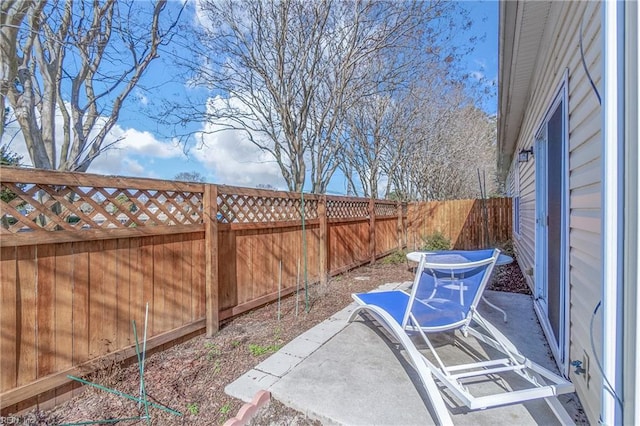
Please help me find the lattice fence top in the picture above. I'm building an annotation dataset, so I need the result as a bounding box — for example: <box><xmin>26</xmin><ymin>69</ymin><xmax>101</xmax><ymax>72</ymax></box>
<box><xmin>1</xmin><ymin>168</ymin><xmax>405</xmax><ymax>233</ymax></box>
<box><xmin>374</xmin><ymin>202</ymin><xmax>397</xmax><ymax>217</ymax></box>
<box><xmin>217</xmin><ymin>192</ymin><xmax>318</xmax><ymax>224</ymax></box>
<box><xmin>1</xmin><ymin>181</ymin><xmax>203</xmax><ymax>234</ymax></box>
<box><xmin>326</xmin><ymin>199</ymin><xmax>369</xmax><ymax>219</ymax></box>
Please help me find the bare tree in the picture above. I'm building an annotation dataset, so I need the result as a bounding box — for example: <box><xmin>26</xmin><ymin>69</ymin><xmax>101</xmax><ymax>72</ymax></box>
<box><xmin>2</xmin><ymin>0</ymin><xmax>184</xmax><ymax>171</ymax></box>
<box><xmin>333</xmin><ymin>1</ymin><xmax>483</xmax><ymax>200</ymax></box>
<box><xmin>340</xmin><ymin>68</ymin><xmax>475</xmax><ymax>200</ymax></box>
<box><xmin>393</xmin><ymin>84</ymin><xmax>497</xmax><ymax>201</ymax></box>
<box><xmin>0</xmin><ymin>0</ymin><xmax>34</xmax><ymax>142</ymax></box>
<box><xmin>166</xmin><ymin>0</ymin><xmax>436</xmax><ymax>193</ymax></box>
<box><xmin>174</xmin><ymin>171</ymin><xmax>206</xmax><ymax>183</ymax></box>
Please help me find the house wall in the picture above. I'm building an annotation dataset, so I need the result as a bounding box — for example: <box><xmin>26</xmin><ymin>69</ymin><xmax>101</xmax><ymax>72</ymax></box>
<box><xmin>505</xmin><ymin>2</ymin><xmax>602</xmax><ymax>423</ymax></box>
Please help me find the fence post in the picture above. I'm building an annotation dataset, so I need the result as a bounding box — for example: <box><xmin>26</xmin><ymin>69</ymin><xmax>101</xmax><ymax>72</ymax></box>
<box><xmin>204</xmin><ymin>184</ymin><xmax>219</xmax><ymax>336</ymax></box>
<box><xmin>369</xmin><ymin>198</ymin><xmax>376</xmax><ymax>264</ymax></box>
<box><xmin>318</xmin><ymin>195</ymin><xmax>328</xmax><ymax>285</ymax></box>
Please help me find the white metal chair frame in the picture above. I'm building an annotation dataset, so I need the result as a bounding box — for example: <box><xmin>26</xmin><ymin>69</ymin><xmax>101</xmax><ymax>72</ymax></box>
<box><xmin>349</xmin><ymin>249</ymin><xmax>574</xmax><ymax>425</ymax></box>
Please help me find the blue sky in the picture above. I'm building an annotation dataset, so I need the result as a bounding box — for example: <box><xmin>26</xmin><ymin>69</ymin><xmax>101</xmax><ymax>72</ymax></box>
<box><xmin>4</xmin><ymin>0</ymin><xmax>498</xmax><ymax>195</ymax></box>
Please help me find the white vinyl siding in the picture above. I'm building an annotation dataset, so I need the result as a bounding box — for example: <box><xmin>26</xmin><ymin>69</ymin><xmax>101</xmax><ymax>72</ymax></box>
<box><xmin>566</xmin><ymin>3</ymin><xmax>602</xmax><ymax>422</ymax></box>
<box><xmin>503</xmin><ymin>2</ymin><xmax>602</xmax><ymax>423</ymax></box>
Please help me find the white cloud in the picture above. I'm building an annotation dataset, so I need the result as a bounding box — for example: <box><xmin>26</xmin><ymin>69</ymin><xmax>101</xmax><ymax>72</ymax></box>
<box><xmin>135</xmin><ymin>89</ymin><xmax>149</xmax><ymax>106</ymax></box>
<box><xmin>117</xmin><ymin>128</ymin><xmax>185</xmax><ymax>159</ymax></box>
<box><xmin>2</xmin><ymin>93</ymin><xmax>287</xmax><ymax>190</ymax></box>
<box><xmin>2</xmin><ymin>109</ymin><xmax>186</xmax><ymax>178</ymax></box>
<box><xmin>192</xmin><ymin>128</ymin><xmax>285</xmax><ymax>189</ymax></box>
<box><xmin>470</xmin><ymin>70</ymin><xmax>485</xmax><ymax>81</ymax></box>
<box><xmin>90</xmin><ymin>148</ymin><xmax>158</xmax><ymax>177</ymax></box>
<box><xmin>190</xmin><ymin>96</ymin><xmax>286</xmax><ymax>189</ymax></box>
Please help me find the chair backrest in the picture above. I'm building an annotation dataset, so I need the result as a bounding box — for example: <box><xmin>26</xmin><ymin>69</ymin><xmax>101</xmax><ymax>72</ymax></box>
<box><xmin>401</xmin><ymin>248</ymin><xmax>500</xmax><ymax>330</ymax></box>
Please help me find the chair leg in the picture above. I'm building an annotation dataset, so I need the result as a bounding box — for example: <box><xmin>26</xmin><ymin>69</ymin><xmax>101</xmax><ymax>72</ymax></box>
<box><xmin>416</xmin><ymin>356</ymin><xmax>454</xmax><ymax>426</ymax></box>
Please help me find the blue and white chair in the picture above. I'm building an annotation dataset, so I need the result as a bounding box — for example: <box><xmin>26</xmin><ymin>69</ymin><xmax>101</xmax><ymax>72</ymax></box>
<box><xmin>350</xmin><ymin>248</ymin><xmax>574</xmax><ymax>425</ymax></box>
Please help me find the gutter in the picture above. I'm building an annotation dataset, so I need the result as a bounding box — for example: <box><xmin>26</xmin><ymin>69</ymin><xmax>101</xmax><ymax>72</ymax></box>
<box><xmin>496</xmin><ymin>0</ymin><xmax>518</xmax><ymax>181</ymax></box>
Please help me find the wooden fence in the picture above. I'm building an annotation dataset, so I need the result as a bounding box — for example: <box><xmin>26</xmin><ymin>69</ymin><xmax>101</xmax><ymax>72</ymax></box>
<box><xmin>0</xmin><ymin>167</ymin><xmax>510</xmax><ymax>414</ymax></box>
<box><xmin>407</xmin><ymin>198</ymin><xmax>512</xmax><ymax>250</ymax></box>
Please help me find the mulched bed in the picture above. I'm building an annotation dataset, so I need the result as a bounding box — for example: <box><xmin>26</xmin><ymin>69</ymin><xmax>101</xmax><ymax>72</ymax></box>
<box><xmin>20</xmin><ymin>253</ymin><xmax>531</xmax><ymax>425</ymax></box>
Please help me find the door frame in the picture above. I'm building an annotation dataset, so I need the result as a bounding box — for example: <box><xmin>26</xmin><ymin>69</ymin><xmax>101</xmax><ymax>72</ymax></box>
<box><xmin>534</xmin><ymin>70</ymin><xmax>570</xmax><ymax>376</ymax></box>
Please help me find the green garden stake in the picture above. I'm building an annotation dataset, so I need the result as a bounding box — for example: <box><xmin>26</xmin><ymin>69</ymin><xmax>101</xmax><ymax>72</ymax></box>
<box><xmin>62</xmin><ymin>316</ymin><xmax>181</xmax><ymax>426</ymax></box>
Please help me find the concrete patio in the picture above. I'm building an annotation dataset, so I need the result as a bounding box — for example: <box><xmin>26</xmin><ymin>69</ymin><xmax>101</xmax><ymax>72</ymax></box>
<box><xmin>225</xmin><ymin>283</ymin><xmax>583</xmax><ymax>425</ymax></box>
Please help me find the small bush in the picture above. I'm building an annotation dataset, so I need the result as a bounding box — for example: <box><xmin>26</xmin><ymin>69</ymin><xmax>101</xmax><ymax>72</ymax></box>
<box><xmin>495</xmin><ymin>239</ymin><xmax>515</xmax><ymax>256</ymax></box>
<box><xmin>420</xmin><ymin>232</ymin><xmax>451</xmax><ymax>251</ymax></box>
<box><xmin>381</xmin><ymin>250</ymin><xmax>408</xmax><ymax>265</ymax></box>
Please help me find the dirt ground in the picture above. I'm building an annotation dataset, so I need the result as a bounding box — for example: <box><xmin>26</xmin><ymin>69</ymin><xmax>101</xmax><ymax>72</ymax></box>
<box><xmin>20</xmin><ymin>252</ymin><xmax>537</xmax><ymax>425</ymax></box>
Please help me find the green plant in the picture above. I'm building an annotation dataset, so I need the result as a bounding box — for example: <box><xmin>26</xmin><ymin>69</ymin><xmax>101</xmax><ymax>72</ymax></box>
<box><xmin>381</xmin><ymin>249</ymin><xmax>407</xmax><ymax>265</ymax></box>
<box><xmin>231</xmin><ymin>340</ymin><xmax>241</xmax><ymax>348</ymax></box>
<box><xmin>248</xmin><ymin>343</ymin><xmax>281</xmax><ymax>357</ymax></box>
<box><xmin>212</xmin><ymin>360</ymin><xmax>221</xmax><ymax>375</ymax></box>
<box><xmin>420</xmin><ymin>232</ymin><xmax>451</xmax><ymax>251</ymax></box>
<box><xmin>273</xmin><ymin>326</ymin><xmax>282</xmax><ymax>341</ymax></box>
<box><xmin>220</xmin><ymin>403</ymin><xmax>232</xmax><ymax>415</ymax></box>
<box><xmin>496</xmin><ymin>239</ymin><xmax>515</xmax><ymax>256</ymax></box>
<box><xmin>186</xmin><ymin>403</ymin><xmax>199</xmax><ymax>415</ymax></box>
<box><xmin>204</xmin><ymin>342</ymin><xmax>221</xmax><ymax>360</ymax></box>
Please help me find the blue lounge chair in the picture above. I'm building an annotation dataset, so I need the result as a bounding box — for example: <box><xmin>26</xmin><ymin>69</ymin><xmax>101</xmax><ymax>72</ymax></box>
<box><xmin>350</xmin><ymin>248</ymin><xmax>574</xmax><ymax>425</ymax></box>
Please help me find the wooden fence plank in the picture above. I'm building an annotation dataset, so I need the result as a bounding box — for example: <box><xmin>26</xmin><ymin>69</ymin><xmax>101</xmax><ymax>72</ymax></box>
<box><xmin>54</xmin><ymin>243</ymin><xmax>74</xmax><ymax>373</ymax></box>
<box><xmin>72</xmin><ymin>242</ymin><xmax>89</xmax><ymax>367</ymax></box>
<box><xmin>16</xmin><ymin>246</ymin><xmax>37</xmax><ymax>387</ymax></box>
<box><xmin>191</xmin><ymin>235</ymin><xmax>205</xmax><ymax>321</ymax></box>
<box><xmin>36</xmin><ymin>244</ymin><xmax>55</xmax><ymax>378</ymax></box>
<box><xmin>140</xmin><ymin>236</ymin><xmax>155</xmax><ymax>335</ymax></box>
<box><xmin>128</xmin><ymin>238</ymin><xmax>143</xmax><ymax>339</ymax></box>
<box><xmin>102</xmin><ymin>239</ymin><xmax>118</xmax><ymax>355</ymax></box>
<box><xmin>115</xmin><ymin>238</ymin><xmax>131</xmax><ymax>351</ymax></box>
<box><xmin>318</xmin><ymin>196</ymin><xmax>327</xmax><ymax>285</ymax></box>
<box><xmin>175</xmin><ymin>233</ymin><xmax>188</xmax><ymax>327</ymax></box>
<box><xmin>1</xmin><ymin>246</ymin><xmax>17</xmax><ymax>391</ymax></box>
<box><xmin>235</xmin><ymin>233</ymin><xmax>251</xmax><ymax>305</ymax></box>
<box><xmin>88</xmin><ymin>241</ymin><xmax>104</xmax><ymax>359</ymax></box>
<box><xmin>165</xmin><ymin>234</ymin><xmax>178</xmax><ymax>331</ymax></box>
<box><xmin>152</xmin><ymin>236</ymin><xmax>165</xmax><ymax>336</ymax></box>
<box><xmin>179</xmin><ymin>234</ymin><xmax>190</xmax><ymax>326</ymax></box>
<box><xmin>253</xmin><ymin>230</ymin><xmax>270</xmax><ymax>300</ymax></box>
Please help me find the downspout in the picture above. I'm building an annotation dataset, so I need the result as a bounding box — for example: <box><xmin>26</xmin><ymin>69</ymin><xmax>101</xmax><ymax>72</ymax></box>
<box><xmin>601</xmin><ymin>0</ymin><xmax>624</xmax><ymax>424</ymax></box>
<box><xmin>623</xmin><ymin>2</ymin><xmax>639</xmax><ymax>425</ymax></box>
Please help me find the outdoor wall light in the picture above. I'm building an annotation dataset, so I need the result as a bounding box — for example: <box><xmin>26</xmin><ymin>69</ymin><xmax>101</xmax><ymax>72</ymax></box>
<box><xmin>518</xmin><ymin>147</ymin><xmax>534</xmax><ymax>163</ymax></box>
